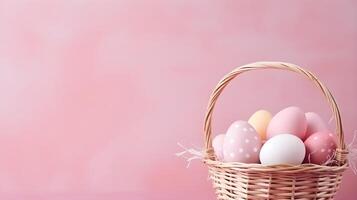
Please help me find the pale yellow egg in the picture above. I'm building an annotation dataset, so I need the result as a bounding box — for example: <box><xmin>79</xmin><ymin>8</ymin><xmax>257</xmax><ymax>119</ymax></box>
<box><xmin>248</xmin><ymin>110</ymin><xmax>272</xmax><ymax>141</ymax></box>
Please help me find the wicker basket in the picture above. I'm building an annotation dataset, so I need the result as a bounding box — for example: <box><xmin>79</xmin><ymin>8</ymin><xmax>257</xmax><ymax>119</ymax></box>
<box><xmin>203</xmin><ymin>62</ymin><xmax>349</xmax><ymax>200</ymax></box>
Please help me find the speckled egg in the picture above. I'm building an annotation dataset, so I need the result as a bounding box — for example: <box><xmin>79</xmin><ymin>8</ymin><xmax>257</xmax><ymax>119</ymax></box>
<box><xmin>212</xmin><ymin>134</ymin><xmax>225</xmax><ymax>160</ymax></box>
<box><xmin>223</xmin><ymin>121</ymin><xmax>262</xmax><ymax>163</ymax></box>
<box><xmin>305</xmin><ymin>112</ymin><xmax>328</xmax><ymax>140</ymax></box>
<box><xmin>267</xmin><ymin>106</ymin><xmax>307</xmax><ymax>140</ymax></box>
<box><xmin>304</xmin><ymin>132</ymin><xmax>337</xmax><ymax>165</ymax></box>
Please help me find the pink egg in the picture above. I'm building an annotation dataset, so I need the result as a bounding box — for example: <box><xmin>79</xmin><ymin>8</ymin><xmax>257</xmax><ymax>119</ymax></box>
<box><xmin>223</xmin><ymin>121</ymin><xmax>262</xmax><ymax>163</ymax></box>
<box><xmin>212</xmin><ymin>134</ymin><xmax>225</xmax><ymax>160</ymax></box>
<box><xmin>267</xmin><ymin>106</ymin><xmax>307</xmax><ymax>140</ymax></box>
<box><xmin>304</xmin><ymin>132</ymin><xmax>337</xmax><ymax>165</ymax></box>
<box><xmin>305</xmin><ymin>112</ymin><xmax>328</xmax><ymax>140</ymax></box>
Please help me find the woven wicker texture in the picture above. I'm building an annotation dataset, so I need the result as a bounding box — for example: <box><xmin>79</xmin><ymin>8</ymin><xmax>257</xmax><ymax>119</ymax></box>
<box><xmin>203</xmin><ymin>62</ymin><xmax>348</xmax><ymax>200</ymax></box>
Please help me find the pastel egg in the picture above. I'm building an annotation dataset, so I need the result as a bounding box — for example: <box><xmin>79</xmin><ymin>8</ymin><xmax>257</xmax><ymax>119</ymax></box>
<box><xmin>260</xmin><ymin>134</ymin><xmax>306</xmax><ymax>165</ymax></box>
<box><xmin>305</xmin><ymin>112</ymin><xmax>328</xmax><ymax>140</ymax></box>
<box><xmin>223</xmin><ymin>121</ymin><xmax>262</xmax><ymax>163</ymax></box>
<box><xmin>212</xmin><ymin>134</ymin><xmax>225</xmax><ymax>160</ymax></box>
<box><xmin>304</xmin><ymin>132</ymin><xmax>337</xmax><ymax>165</ymax></box>
<box><xmin>267</xmin><ymin>106</ymin><xmax>307</xmax><ymax>140</ymax></box>
<box><xmin>248</xmin><ymin>110</ymin><xmax>272</xmax><ymax>141</ymax></box>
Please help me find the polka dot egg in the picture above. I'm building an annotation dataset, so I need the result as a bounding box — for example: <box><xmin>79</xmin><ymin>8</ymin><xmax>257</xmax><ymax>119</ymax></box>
<box><xmin>223</xmin><ymin>121</ymin><xmax>262</xmax><ymax>163</ymax></box>
<box><xmin>304</xmin><ymin>132</ymin><xmax>337</xmax><ymax>165</ymax></box>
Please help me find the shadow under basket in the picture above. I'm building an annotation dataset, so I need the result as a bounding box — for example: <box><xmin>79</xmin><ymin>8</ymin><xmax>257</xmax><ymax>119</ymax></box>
<box><xmin>203</xmin><ymin>62</ymin><xmax>348</xmax><ymax>200</ymax></box>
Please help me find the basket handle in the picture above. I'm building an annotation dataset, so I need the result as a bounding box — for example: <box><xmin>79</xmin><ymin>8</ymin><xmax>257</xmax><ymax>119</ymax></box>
<box><xmin>203</xmin><ymin>62</ymin><xmax>348</xmax><ymax>164</ymax></box>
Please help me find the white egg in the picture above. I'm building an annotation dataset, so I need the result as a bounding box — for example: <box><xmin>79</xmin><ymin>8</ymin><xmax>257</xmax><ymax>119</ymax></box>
<box><xmin>259</xmin><ymin>134</ymin><xmax>306</xmax><ymax>165</ymax></box>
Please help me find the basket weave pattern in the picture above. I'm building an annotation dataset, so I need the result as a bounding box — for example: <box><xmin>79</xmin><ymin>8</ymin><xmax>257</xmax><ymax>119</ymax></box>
<box><xmin>203</xmin><ymin>62</ymin><xmax>348</xmax><ymax>200</ymax></box>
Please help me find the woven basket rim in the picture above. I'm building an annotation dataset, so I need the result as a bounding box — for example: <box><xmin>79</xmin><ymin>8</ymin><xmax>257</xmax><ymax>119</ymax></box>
<box><xmin>204</xmin><ymin>158</ymin><xmax>348</xmax><ymax>174</ymax></box>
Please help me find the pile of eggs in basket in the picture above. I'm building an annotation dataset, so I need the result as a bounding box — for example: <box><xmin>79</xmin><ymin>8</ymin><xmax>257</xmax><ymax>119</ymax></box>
<box><xmin>213</xmin><ymin>106</ymin><xmax>337</xmax><ymax>165</ymax></box>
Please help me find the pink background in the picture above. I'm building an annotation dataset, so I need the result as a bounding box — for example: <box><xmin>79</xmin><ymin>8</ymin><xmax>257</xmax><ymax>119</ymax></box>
<box><xmin>0</xmin><ymin>0</ymin><xmax>356</xmax><ymax>199</ymax></box>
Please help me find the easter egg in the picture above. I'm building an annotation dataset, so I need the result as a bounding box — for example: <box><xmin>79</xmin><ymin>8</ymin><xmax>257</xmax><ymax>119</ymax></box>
<box><xmin>260</xmin><ymin>134</ymin><xmax>306</xmax><ymax>165</ymax></box>
<box><xmin>212</xmin><ymin>134</ymin><xmax>225</xmax><ymax>160</ymax></box>
<box><xmin>223</xmin><ymin>121</ymin><xmax>262</xmax><ymax>163</ymax></box>
<box><xmin>267</xmin><ymin>106</ymin><xmax>307</xmax><ymax>140</ymax></box>
<box><xmin>305</xmin><ymin>112</ymin><xmax>328</xmax><ymax>140</ymax></box>
<box><xmin>304</xmin><ymin>132</ymin><xmax>337</xmax><ymax>165</ymax></box>
<box><xmin>248</xmin><ymin>110</ymin><xmax>272</xmax><ymax>141</ymax></box>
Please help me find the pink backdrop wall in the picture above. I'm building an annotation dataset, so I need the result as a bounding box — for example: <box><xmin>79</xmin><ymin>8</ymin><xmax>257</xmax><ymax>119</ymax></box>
<box><xmin>0</xmin><ymin>0</ymin><xmax>356</xmax><ymax>199</ymax></box>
